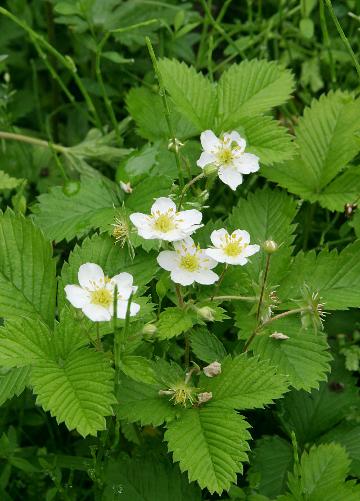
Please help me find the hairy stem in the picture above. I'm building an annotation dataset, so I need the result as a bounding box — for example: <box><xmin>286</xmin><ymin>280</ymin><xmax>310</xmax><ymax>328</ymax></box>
<box><xmin>178</xmin><ymin>172</ymin><xmax>205</xmax><ymax>210</ymax></box>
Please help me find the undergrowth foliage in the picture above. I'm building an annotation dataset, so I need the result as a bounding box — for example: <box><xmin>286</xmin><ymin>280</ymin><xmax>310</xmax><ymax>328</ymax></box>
<box><xmin>0</xmin><ymin>1</ymin><xmax>360</xmax><ymax>499</ymax></box>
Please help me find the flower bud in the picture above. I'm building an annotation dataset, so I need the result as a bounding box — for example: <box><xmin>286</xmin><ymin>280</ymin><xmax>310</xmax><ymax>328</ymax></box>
<box><xmin>197</xmin><ymin>306</ymin><xmax>215</xmax><ymax>322</ymax></box>
<box><xmin>119</xmin><ymin>181</ymin><xmax>133</xmax><ymax>194</ymax></box>
<box><xmin>262</xmin><ymin>240</ymin><xmax>278</xmax><ymax>254</ymax></box>
<box><xmin>168</xmin><ymin>138</ymin><xmax>184</xmax><ymax>153</ymax></box>
<box><xmin>62</xmin><ymin>180</ymin><xmax>81</xmax><ymax>197</ymax></box>
<box><xmin>270</xmin><ymin>332</ymin><xmax>289</xmax><ymax>340</ymax></box>
<box><xmin>197</xmin><ymin>392</ymin><xmax>213</xmax><ymax>404</ymax></box>
<box><xmin>203</xmin><ymin>163</ymin><xmax>218</xmax><ymax>177</ymax></box>
<box><xmin>203</xmin><ymin>361</ymin><xmax>221</xmax><ymax>378</ymax></box>
<box><xmin>142</xmin><ymin>323</ymin><xmax>157</xmax><ymax>336</ymax></box>
<box><xmin>4</xmin><ymin>72</ymin><xmax>10</xmax><ymax>84</ymax></box>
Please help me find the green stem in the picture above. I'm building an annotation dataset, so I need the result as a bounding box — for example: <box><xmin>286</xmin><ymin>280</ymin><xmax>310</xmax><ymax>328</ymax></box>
<box><xmin>145</xmin><ymin>37</ymin><xmax>184</xmax><ymax>188</ymax></box>
<box><xmin>178</xmin><ymin>172</ymin><xmax>205</xmax><ymax>209</ymax></box>
<box><xmin>324</xmin><ymin>0</ymin><xmax>360</xmax><ymax>82</ymax></box>
<box><xmin>175</xmin><ymin>284</ymin><xmax>185</xmax><ymax>308</ymax></box>
<box><xmin>256</xmin><ymin>254</ymin><xmax>271</xmax><ymax>322</ymax></box>
<box><xmin>319</xmin><ymin>0</ymin><xmax>336</xmax><ymax>84</ymax></box>
<box><xmin>0</xmin><ymin>130</ymin><xmax>67</xmax><ymax>154</ymax></box>
<box><xmin>209</xmin><ymin>295</ymin><xmax>258</xmax><ymax>302</ymax></box>
<box><xmin>211</xmin><ymin>264</ymin><xmax>228</xmax><ymax>300</ymax></box>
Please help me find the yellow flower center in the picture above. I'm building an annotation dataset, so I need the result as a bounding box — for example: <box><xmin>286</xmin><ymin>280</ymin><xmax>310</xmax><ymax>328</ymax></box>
<box><xmin>180</xmin><ymin>253</ymin><xmax>199</xmax><ymax>272</ymax></box>
<box><xmin>170</xmin><ymin>382</ymin><xmax>195</xmax><ymax>407</ymax></box>
<box><xmin>217</xmin><ymin>147</ymin><xmax>234</xmax><ymax>165</ymax></box>
<box><xmin>90</xmin><ymin>288</ymin><xmax>113</xmax><ymax>308</ymax></box>
<box><xmin>223</xmin><ymin>240</ymin><xmax>243</xmax><ymax>257</ymax></box>
<box><xmin>154</xmin><ymin>214</ymin><xmax>175</xmax><ymax>233</ymax></box>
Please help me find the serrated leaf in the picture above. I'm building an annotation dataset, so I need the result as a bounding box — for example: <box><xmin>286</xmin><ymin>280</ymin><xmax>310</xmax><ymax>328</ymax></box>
<box><xmin>227</xmin><ymin>187</ymin><xmax>298</xmax><ymax>284</ymax></box>
<box><xmin>315</xmin><ymin>165</ymin><xmax>360</xmax><ymax>211</ymax></box>
<box><xmin>247</xmin><ymin>435</ymin><xmax>293</xmax><ymax>498</ymax></box>
<box><xmin>217</xmin><ymin>60</ymin><xmax>294</xmax><ymax>130</ymax></box>
<box><xmin>0</xmin><ymin>211</ymin><xmax>56</xmax><ymax>326</ymax></box>
<box><xmin>277</xmin><ymin>357</ymin><xmax>358</xmax><ymax>444</ymax></box>
<box><xmin>239</xmin><ymin>115</ymin><xmax>295</xmax><ymax>166</ymax></box>
<box><xmin>0</xmin><ymin>367</ymin><xmax>30</xmax><ymax>406</ymax></box>
<box><xmin>165</xmin><ymin>406</ymin><xmax>251</xmax><ymax>494</ymax></box>
<box><xmin>261</xmin><ymin>92</ymin><xmax>360</xmax><ymax>204</ymax></box>
<box><xmin>0</xmin><ymin>170</ymin><xmax>23</xmax><ymax>190</ymax></box>
<box><xmin>126</xmin><ymin>175</ymin><xmax>173</xmax><ymax>212</ymax></box>
<box><xmin>251</xmin><ymin>317</ymin><xmax>331</xmax><ymax>391</ymax></box>
<box><xmin>202</xmin><ymin>354</ymin><xmax>289</xmax><ymax>409</ymax></box>
<box><xmin>31</xmin><ymin>348</ymin><xmax>115</xmax><ymax>437</ymax></box>
<box><xmin>158</xmin><ymin>58</ymin><xmax>217</xmax><ymax>131</ymax></box>
<box><xmin>279</xmin><ymin>241</ymin><xmax>360</xmax><ymax>310</ymax></box>
<box><xmin>157</xmin><ymin>307</ymin><xmax>195</xmax><ymax>340</ymax></box>
<box><xmin>104</xmin><ymin>456</ymin><xmax>202</xmax><ymax>501</ymax></box>
<box><xmin>126</xmin><ymin>87</ymin><xmax>197</xmax><ymax>141</ymax></box>
<box><xmin>32</xmin><ymin>175</ymin><xmax>122</xmax><ymax>243</ymax></box>
<box><xmin>190</xmin><ymin>328</ymin><xmax>227</xmax><ymax>363</ymax></box>
<box><xmin>120</xmin><ymin>355</ymin><xmax>157</xmax><ymax>384</ymax></box>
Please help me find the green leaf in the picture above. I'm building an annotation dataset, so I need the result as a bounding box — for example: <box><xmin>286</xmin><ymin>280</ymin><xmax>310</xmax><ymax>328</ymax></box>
<box><xmin>104</xmin><ymin>457</ymin><xmax>202</xmax><ymax>501</ymax></box>
<box><xmin>279</xmin><ymin>241</ymin><xmax>360</xmax><ymax>310</ymax></box>
<box><xmin>319</xmin><ymin>421</ymin><xmax>360</xmax><ymax>478</ymax></box>
<box><xmin>190</xmin><ymin>327</ymin><xmax>227</xmax><ymax>363</ymax></box>
<box><xmin>251</xmin><ymin>318</ymin><xmax>331</xmax><ymax>391</ymax></box>
<box><xmin>158</xmin><ymin>58</ymin><xmax>217</xmax><ymax>131</ymax></box>
<box><xmin>126</xmin><ymin>87</ymin><xmax>197</xmax><ymax>141</ymax></box>
<box><xmin>217</xmin><ymin>60</ymin><xmax>294</xmax><ymax>130</ymax></box>
<box><xmin>32</xmin><ymin>175</ymin><xmax>122</xmax><ymax>243</ymax></box>
<box><xmin>0</xmin><ymin>211</ymin><xmax>56</xmax><ymax>326</ymax></box>
<box><xmin>239</xmin><ymin>115</ymin><xmax>295</xmax><ymax>166</ymax></box>
<box><xmin>126</xmin><ymin>175</ymin><xmax>173</xmax><ymax>212</ymax></box>
<box><xmin>31</xmin><ymin>348</ymin><xmax>115</xmax><ymax>437</ymax></box>
<box><xmin>285</xmin><ymin>443</ymin><xmax>360</xmax><ymax>501</ymax></box>
<box><xmin>277</xmin><ymin>357</ymin><xmax>358</xmax><ymax>444</ymax></box>
<box><xmin>315</xmin><ymin>165</ymin><xmax>360</xmax><ymax>211</ymax></box>
<box><xmin>165</xmin><ymin>406</ymin><xmax>251</xmax><ymax>494</ymax></box>
<box><xmin>0</xmin><ymin>170</ymin><xmax>23</xmax><ymax>190</ymax></box>
<box><xmin>201</xmin><ymin>354</ymin><xmax>289</xmax><ymax>409</ymax></box>
<box><xmin>120</xmin><ymin>355</ymin><xmax>158</xmax><ymax>385</ymax></box>
<box><xmin>261</xmin><ymin>92</ymin><xmax>360</xmax><ymax>203</ymax></box>
<box><xmin>0</xmin><ymin>367</ymin><xmax>30</xmax><ymax>406</ymax></box>
<box><xmin>227</xmin><ymin>187</ymin><xmax>298</xmax><ymax>284</ymax></box>
<box><xmin>157</xmin><ymin>307</ymin><xmax>195</xmax><ymax>340</ymax></box>
<box><xmin>247</xmin><ymin>435</ymin><xmax>293</xmax><ymax>498</ymax></box>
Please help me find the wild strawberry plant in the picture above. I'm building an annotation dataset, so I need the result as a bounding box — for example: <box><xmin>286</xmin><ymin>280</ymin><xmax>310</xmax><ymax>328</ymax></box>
<box><xmin>0</xmin><ymin>1</ymin><xmax>360</xmax><ymax>499</ymax></box>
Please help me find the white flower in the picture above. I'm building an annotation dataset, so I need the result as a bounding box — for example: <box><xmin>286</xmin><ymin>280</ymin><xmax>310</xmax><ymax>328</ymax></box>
<box><xmin>120</xmin><ymin>181</ymin><xmax>132</xmax><ymax>194</ymax></box>
<box><xmin>157</xmin><ymin>237</ymin><xmax>218</xmax><ymax>286</ymax></box>
<box><xmin>206</xmin><ymin>228</ymin><xmax>260</xmax><ymax>265</ymax></box>
<box><xmin>197</xmin><ymin>130</ymin><xmax>260</xmax><ymax>190</ymax></box>
<box><xmin>270</xmin><ymin>332</ymin><xmax>289</xmax><ymax>340</ymax></box>
<box><xmin>203</xmin><ymin>361</ymin><xmax>222</xmax><ymax>377</ymax></box>
<box><xmin>130</xmin><ymin>197</ymin><xmax>202</xmax><ymax>241</ymax></box>
<box><xmin>64</xmin><ymin>263</ymin><xmax>140</xmax><ymax>322</ymax></box>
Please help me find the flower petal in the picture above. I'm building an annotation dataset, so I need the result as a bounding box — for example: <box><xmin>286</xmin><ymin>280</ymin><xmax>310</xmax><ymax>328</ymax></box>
<box><xmin>197</xmin><ymin>151</ymin><xmax>217</xmax><ymax>168</ymax></box>
<box><xmin>78</xmin><ymin>263</ymin><xmax>105</xmax><ymax>290</ymax></box>
<box><xmin>218</xmin><ymin>166</ymin><xmax>243</xmax><ymax>190</ymax></box>
<box><xmin>194</xmin><ymin>269</ymin><xmax>219</xmax><ymax>285</ymax></box>
<box><xmin>232</xmin><ymin>229</ymin><xmax>250</xmax><ymax>244</ymax></box>
<box><xmin>173</xmin><ymin>237</ymin><xmax>196</xmax><ymax>254</ymax></box>
<box><xmin>130</xmin><ymin>212</ymin><xmax>151</xmax><ymax>229</ymax></box>
<box><xmin>157</xmin><ymin>250</ymin><xmax>178</xmax><ymax>271</ymax></box>
<box><xmin>151</xmin><ymin>197</ymin><xmax>176</xmax><ymax>215</ymax></box>
<box><xmin>205</xmin><ymin>248</ymin><xmax>227</xmax><ymax>263</ymax></box>
<box><xmin>210</xmin><ymin>228</ymin><xmax>228</xmax><ymax>247</ymax></box>
<box><xmin>200</xmin><ymin>130</ymin><xmax>221</xmax><ymax>152</ymax></box>
<box><xmin>176</xmin><ymin>209</ymin><xmax>202</xmax><ymax>229</ymax></box>
<box><xmin>224</xmin><ymin>131</ymin><xmax>246</xmax><ymax>150</ymax></box>
<box><xmin>116</xmin><ymin>300</ymin><xmax>140</xmax><ymax>319</ymax></box>
<box><xmin>154</xmin><ymin>228</ymin><xmax>188</xmax><ymax>241</ymax></box>
<box><xmin>111</xmin><ymin>272</ymin><xmax>133</xmax><ymax>290</ymax></box>
<box><xmin>170</xmin><ymin>268</ymin><xmax>195</xmax><ymax>286</ymax></box>
<box><xmin>243</xmin><ymin>244</ymin><xmax>260</xmax><ymax>257</ymax></box>
<box><xmin>233</xmin><ymin>153</ymin><xmax>260</xmax><ymax>174</ymax></box>
<box><xmin>82</xmin><ymin>303</ymin><xmax>111</xmax><ymax>322</ymax></box>
<box><xmin>64</xmin><ymin>285</ymin><xmax>90</xmax><ymax>308</ymax></box>
<box><xmin>198</xmin><ymin>251</ymin><xmax>218</xmax><ymax>269</ymax></box>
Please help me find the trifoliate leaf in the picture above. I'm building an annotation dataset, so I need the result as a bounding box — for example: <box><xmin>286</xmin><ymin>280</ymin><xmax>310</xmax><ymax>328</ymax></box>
<box><xmin>0</xmin><ymin>210</ymin><xmax>56</xmax><ymax>326</ymax></box>
<box><xmin>277</xmin><ymin>357</ymin><xmax>358</xmax><ymax>444</ymax></box>
<box><xmin>251</xmin><ymin>317</ymin><xmax>331</xmax><ymax>391</ymax></box>
<box><xmin>217</xmin><ymin>60</ymin><xmax>294</xmax><ymax>131</ymax></box>
<box><xmin>247</xmin><ymin>435</ymin><xmax>293</xmax><ymax>498</ymax></box>
<box><xmin>201</xmin><ymin>354</ymin><xmax>289</xmax><ymax>409</ymax></box>
<box><xmin>279</xmin><ymin>241</ymin><xmax>360</xmax><ymax>310</ymax></box>
<box><xmin>158</xmin><ymin>58</ymin><xmax>217</xmax><ymax>131</ymax></box>
<box><xmin>190</xmin><ymin>327</ymin><xmax>227</xmax><ymax>363</ymax></box>
<box><xmin>165</xmin><ymin>406</ymin><xmax>251</xmax><ymax>494</ymax></box>
<box><xmin>32</xmin><ymin>174</ymin><xmax>122</xmax><ymax>243</ymax></box>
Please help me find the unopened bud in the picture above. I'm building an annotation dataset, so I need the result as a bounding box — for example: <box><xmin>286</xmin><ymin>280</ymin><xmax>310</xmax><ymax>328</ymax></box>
<box><xmin>197</xmin><ymin>306</ymin><xmax>215</xmax><ymax>322</ymax></box>
<box><xmin>142</xmin><ymin>323</ymin><xmax>157</xmax><ymax>336</ymax></box>
<box><xmin>262</xmin><ymin>240</ymin><xmax>278</xmax><ymax>254</ymax></box>
<box><xmin>4</xmin><ymin>72</ymin><xmax>10</xmax><ymax>84</ymax></box>
<box><xmin>203</xmin><ymin>361</ymin><xmax>221</xmax><ymax>377</ymax></box>
<box><xmin>270</xmin><ymin>332</ymin><xmax>289</xmax><ymax>340</ymax></box>
<box><xmin>197</xmin><ymin>392</ymin><xmax>213</xmax><ymax>404</ymax></box>
<box><xmin>203</xmin><ymin>163</ymin><xmax>218</xmax><ymax>177</ymax></box>
<box><xmin>168</xmin><ymin>138</ymin><xmax>184</xmax><ymax>153</ymax></box>
<box><xmin>344</xmin><ymin>202</ymin><xmax>357</xmax><ymax>218</ymax></box>
<box><xmin>120</xmin><ymin>181</ymin><xmax>133</xmax><ymax>194</ymax></box>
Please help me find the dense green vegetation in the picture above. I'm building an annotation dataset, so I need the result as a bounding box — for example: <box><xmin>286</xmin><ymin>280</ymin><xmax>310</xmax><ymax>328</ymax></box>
<box><xmin>0</xmin><ymin>1</ymin><xmax>360</xmax><ymax>499</ymax></box>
